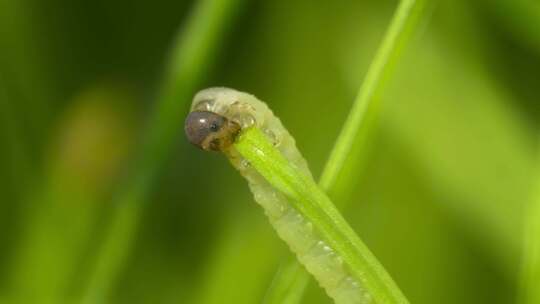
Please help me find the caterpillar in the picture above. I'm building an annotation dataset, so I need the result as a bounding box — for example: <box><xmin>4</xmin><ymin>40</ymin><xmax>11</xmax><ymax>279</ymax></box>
<box><xmin>185</xmin><ymin>87</ymin><xmax>370</xmax><ymax>304</ymax></box>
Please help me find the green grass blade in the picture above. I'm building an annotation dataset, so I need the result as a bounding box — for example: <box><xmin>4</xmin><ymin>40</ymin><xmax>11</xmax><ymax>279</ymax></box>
<box><xmin>264</xmin><ymin>0</ymin><xmax>430</xmax><ymax>303</ymax></box>
<box><xmin>320</xmin><ymin>0</ymin><xmax>429</xmax><ymax>201</ymax></box>
<box><xmin>80</xmin><ymin>0</ymin><xmax>244</xmax><ymax>302</ymax></box>
<box><xmin>235</xmin><ymin>127</ymin><xmax>409</xmax><ymax>304</ymax></box>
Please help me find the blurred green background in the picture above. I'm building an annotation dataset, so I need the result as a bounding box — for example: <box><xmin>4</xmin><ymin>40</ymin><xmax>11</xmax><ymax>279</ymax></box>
<box><xmin>1</xmin><ymin>0</ymin><xmax>539</xmax><ymax>303</ymax></box>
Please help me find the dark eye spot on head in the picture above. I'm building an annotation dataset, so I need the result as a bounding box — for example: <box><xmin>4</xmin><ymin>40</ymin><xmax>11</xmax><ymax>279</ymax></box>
<box><xmin>185</xmin><ymin>111</ymin><xmax>241</xmax><ymax>152</ymax></box>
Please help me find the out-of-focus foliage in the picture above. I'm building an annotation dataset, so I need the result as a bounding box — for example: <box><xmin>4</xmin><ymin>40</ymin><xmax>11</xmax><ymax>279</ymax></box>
<box><xmin>0</xmin><ymin>0</ymin><xmax>538</xmax><ymax>303</ymax></box>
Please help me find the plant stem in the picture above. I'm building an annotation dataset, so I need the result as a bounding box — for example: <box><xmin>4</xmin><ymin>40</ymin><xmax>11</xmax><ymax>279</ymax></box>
<box><xmin>235</xmin><ymin>127</ymin><xmax>409</xmax><ymax>304</ymax></box>
<box><xmin>264</xmin><ymin>0</ymin><xmax>429</xmax><ymax>302</ymax></box>
<box><xmin>81</xmin><ymin>0</ymin><xmax>244</xmax><ymax>302</ymax></box>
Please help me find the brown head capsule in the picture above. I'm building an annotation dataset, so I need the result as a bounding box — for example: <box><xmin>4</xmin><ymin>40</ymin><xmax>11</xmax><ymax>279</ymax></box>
<box><xmin>185</xmin><ymin>110</ymin><xmax>241</xmax><ymax>151</ymax></box>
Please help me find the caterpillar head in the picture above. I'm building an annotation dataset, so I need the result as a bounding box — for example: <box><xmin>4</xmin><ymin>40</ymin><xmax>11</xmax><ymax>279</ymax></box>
<box><xmin>184</xmin><ymin>110</ymin><xmax>241</xmax><ymax>152</ymax></box>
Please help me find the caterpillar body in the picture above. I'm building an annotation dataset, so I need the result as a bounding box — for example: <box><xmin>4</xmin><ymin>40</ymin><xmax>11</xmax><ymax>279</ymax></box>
<box><xmin>185</xmin><ymin>87</ymin><xmax>370</xmax><ymax>304</ymax></box>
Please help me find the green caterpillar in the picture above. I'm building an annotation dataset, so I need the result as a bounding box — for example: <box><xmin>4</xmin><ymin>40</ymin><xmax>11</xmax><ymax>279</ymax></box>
<box><xmin>185</xmin><ymin>87</ymin><xmax>370</xmax><ymax>304</ymax></box>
